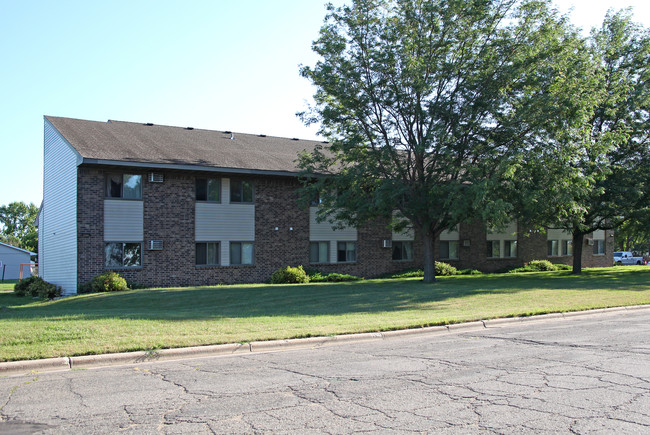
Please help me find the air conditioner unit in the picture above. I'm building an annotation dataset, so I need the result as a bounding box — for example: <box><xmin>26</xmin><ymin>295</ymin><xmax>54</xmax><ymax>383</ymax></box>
<box><xmin>149</xmin><ymin>173</ymin><xmax>164</xmax><ymax>183</ymax></box>
<box><xmin>149</xmin><ymin>240</ymin><xmax>163</xmax><ymax>250</ymax></box>
<box><xmin>382</xmin><ymin>240</ymin><xmax>392</xmax><ymax>248</ymax></box>
<box><xmin>587</xmin><ymin>239</ymin><xmax>594</xmax><ymax>246</ymax></box>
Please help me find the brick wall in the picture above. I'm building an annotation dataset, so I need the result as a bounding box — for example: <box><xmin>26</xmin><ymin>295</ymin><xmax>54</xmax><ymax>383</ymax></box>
<box><xmin>76</xmin><ymin>166</ymin><xmax>614</xmax><ymax>290</ymax></box>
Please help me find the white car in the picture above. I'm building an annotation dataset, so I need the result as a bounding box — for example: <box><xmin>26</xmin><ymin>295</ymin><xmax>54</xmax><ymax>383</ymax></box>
<box><xmin>613</xmin><ymin>251</ymin><xmax>644</xmax><ymax>265</ymax></box>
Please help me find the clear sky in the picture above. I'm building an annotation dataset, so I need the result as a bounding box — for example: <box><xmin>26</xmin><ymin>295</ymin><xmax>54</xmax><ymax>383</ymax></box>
<box><xmin>1</xmin><ymin>0</ymin><xmax>649</xmax><ymax>208</ymax></box>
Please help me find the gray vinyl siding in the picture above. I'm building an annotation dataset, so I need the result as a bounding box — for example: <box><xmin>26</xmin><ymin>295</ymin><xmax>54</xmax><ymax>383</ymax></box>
<box><xmin>42</xmin><ymin>118</ymin><xmax>81</xmax><ymax>295</ymax></box>
<box><xmin>309</xmin><ymin>207</ymin><xmax>357</xmax><ymax>263</ymax></box>
<box><xmin>392</xmin><ymin>226</ymin><xmax>414</xmax><ymax>242</ymax></box>
<box><xmin>104</xmin><ymin>200</ymin><xmax>144</xmax><ymax>241</ymax></box>
<box><xmin>391</xmin><ymin>211</ymin><xmax>414</xmax><ymax>241</ymax></box>
<box><xmin>195</xmin><ymin>179</ymin><xmax>254</xmax><ymax>265</ymax></box>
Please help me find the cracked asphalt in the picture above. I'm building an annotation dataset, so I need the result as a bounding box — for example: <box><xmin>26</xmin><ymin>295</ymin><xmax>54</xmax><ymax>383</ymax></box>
<box><xmin>0</xmin><ymin>308</ymin><xmax>649</xmax><ymax>434</ymax></box>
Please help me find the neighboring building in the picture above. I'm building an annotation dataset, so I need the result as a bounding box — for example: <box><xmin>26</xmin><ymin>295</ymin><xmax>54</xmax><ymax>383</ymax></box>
<box><xmin>0</xmin><ymin>242</ymin><xmax>35</xmax><ymax>281</ymax></box>
<box><xmin>39</xmin><ymin>116</ymin><xmax>614</xmax><ymax>295</ymax></box>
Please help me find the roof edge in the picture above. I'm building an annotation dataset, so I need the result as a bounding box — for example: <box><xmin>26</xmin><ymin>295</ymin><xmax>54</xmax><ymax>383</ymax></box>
<box><xmin>80</xmin><ymin>158</ymin><xmax>304</xmax><ymax>178</ymax></box>
<box><xmin>0</xmin><ymin>241</ymin><xmax>36</xmax><ymax>256</ymax></box>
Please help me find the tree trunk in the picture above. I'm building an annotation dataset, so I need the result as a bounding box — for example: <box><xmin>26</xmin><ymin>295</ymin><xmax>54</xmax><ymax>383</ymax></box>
<box><xmin>422</xmin><ymin>229</ymin><xmax>436</xmax><ymax>283</ymax></box>
<box><xmin>572</xmin><ymin>231</ymin><xmax>584</xmax><ymax>274</ymax></box>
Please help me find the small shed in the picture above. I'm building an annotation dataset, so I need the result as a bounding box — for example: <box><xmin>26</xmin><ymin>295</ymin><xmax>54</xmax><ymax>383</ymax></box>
<box><xmin>0</xmin><ymin>242</ymin><xmax>36</xmax><ymax>281</ymax></box>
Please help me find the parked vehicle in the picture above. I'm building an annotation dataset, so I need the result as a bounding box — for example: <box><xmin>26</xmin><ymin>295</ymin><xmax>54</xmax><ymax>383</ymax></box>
<box><xmin>613</xmin><ymin>251</ymin><xmax>645</xmax><ymax>265</ymax></box>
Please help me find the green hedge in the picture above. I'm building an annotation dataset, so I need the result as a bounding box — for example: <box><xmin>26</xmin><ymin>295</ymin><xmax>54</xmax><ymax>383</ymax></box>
<box><xmin>13</xmin><ymin>276</ymin><xmax>61</xmax><ymax>299</ymax></box>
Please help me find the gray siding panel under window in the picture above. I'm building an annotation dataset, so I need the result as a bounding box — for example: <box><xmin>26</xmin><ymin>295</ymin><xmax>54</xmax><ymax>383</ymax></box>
<box><xmin>104</xmin><ymin>200</ymin><xmax>144</xmax><ymax>241</ymax></box>
<box><xmin>41</xmin><ymin>119</ymin><xmax>81</xmax><ymax>295</ymax></box>
<box><xmin>309</xmin><ymin>207</ymin><xmax>357</xmax><ymax>263</ymax></box>
<box><xmin>195</xmin><ymin>201</ymin><xmax>255</xmax><ymax>265</ymax></box>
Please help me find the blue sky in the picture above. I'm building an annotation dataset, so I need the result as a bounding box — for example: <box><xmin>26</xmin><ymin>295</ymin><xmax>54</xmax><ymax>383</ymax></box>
<box><xmin>1</xmin><ymin>0</ymin><xmax>649</xmax><ymax>207</ymax></box>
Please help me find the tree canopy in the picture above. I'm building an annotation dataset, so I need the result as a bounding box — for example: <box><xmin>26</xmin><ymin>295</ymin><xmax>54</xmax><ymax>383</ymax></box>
<box><xmin>508</xmin><ymin>9</ymin><xmax>650</xmax><ymax>273</ymax></box>
<box><xmin>299</xmin><ymin>0</ymin><xmax>595</xmax><ymax>281</ymax></box>
<box><xmin>0</xmin><ymin>201</ymin><xmax>39</xmax><ymax>253</ymax></box>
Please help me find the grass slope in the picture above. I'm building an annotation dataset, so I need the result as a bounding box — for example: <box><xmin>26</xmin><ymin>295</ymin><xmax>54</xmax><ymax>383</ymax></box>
<box><xmin>1</xmin><ymin>267</ymin><xmax>649</xmax><ymax>361</ymax></box>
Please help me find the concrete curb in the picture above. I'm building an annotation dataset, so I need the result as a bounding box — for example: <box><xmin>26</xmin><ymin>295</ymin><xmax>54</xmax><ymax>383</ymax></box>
<box><xmin>2</xmin><ymin>305</ymin><xmax>648</xmax><ymax>377</ymax></box>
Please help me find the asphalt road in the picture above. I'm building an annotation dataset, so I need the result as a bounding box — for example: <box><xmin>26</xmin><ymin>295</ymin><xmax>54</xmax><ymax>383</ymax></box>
<box><xmin>1</xmin><ymin>308</ymin><xmax>649</xmax><ymax>434</ymax></box>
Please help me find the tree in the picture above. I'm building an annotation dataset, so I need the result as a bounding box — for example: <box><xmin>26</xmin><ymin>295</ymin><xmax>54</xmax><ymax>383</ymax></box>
<box><xmin>0</xmin><ymin>201</ymin><xmax>39</xmax><ymax>253</ymax></box>
<box><xmin>298</xmin><ymin>0</ymin><xmax>591</xmax><ymax>282</ymax></box>
<box><xmin>513</xmin><ymin>9</ymin><xmax>650</xmax><ymax>274</ymax></box>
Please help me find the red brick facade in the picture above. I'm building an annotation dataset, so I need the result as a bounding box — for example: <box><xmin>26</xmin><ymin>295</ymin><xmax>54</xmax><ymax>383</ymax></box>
<box><xmin>76</xmin><ymin>165</ymin><xmax>614</xmax><ymax>288</ymax></box>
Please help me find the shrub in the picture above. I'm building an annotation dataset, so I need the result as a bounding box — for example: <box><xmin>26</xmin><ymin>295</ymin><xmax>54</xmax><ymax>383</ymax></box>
<box><xmin>13</xmin><ymin>276</ymin><xmax>61</xmax><ymax>299</ymax></box>
<box><xmin>13</xmin><ymin>276</ymin><xmax>39</xmax><ymax>297</ymax></box>
<box><xmin>508</xmin><ymin>260</ymin><xmax>569</xmax><ymax>274</ymax></box>
<box><xmin>435</xmin><ymin>261</ymin><xmax>458</xmax><ymax>276</ymax></box>
<box><xmin>305</xmin><ymin>269</ymin><xmax>362</xmax><ymax>282</ymax></box>
<box><xmin>321</xmin><ymin>273</ymin><xmax>362</xmax><ymax>282</ymax></box>
<box><xmin>527</xmin><ymin>260</ymin><xmax>556</xmax><ymax>271</ymax></box>
<box><xmin>458</xmin><ymin>268</ymin><xmax>482</xmax><ymax>275</ymax></box>
<box><xmin>91</xmin><ymin>272</ymin><xmax>129</xmax><ymax>292</ymax></box>
<box><xmin>271</xmin><ymin>266</ymin><xmax>310</xmax><ymax>284</ymax></box>
<box><xmin>382</xmin><ymin>268</ymin><xmax>424</xmax><ymax>279</ymax></box>
<box><xmin>30</xmin><ymin>278</ymin><xmax>62</xmax><ymax>299</ymax></box>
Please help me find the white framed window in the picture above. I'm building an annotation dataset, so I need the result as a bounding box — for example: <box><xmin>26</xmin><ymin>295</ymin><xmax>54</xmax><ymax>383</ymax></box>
<box><xmin>593</xmin><ymin>240</ymin><xmax>605</xmax><ymax>255</ymax></box>
<box><xmin>440</xmin><ymin>240</ymin><xmax>459</xmax><ymax>260</ymax></box>
<box><xmin>487</xmin><ymin>221</ymin><xmax>518</xmax><ymax>259</ymax></box>
<box><xmin>392</xmin><ymin>241</ymin><xmax>414</xmax><ymax>261</ymax></box>
<box><xmin>337</xmin><ymin>241</ymin><xmax>356</xmax><ymax>262</ymax></box>
<box><xmin>196</xmin><ymin>178</ymin><xmax>221</xmax><ymax>202</ymax></box>
<box><xmin>230</xmin><ymin>180</ymin><xmax>254</xmax><ymax>203</ymax></box>
<box><xmin>547</xmin><ymin>229</ymin><xmax>573</xmax><ymax>257</ymax></box>
<box><xmin>105</xmin><ymin>242</ymin><xmax>141</xmax><ymax>267</ymax></box>
<box><xmin>106</xmin><ymin>174</ymin><xmax>142</xmax><ymax>199</ymax></box>
<box><xmin>562</xmin><ymin>240</ymin><xmax>573</xmax><ymax>256</ymax></box>
<box><xmin>196</xmin><ymin>242</ymin><xmax>219</xmax><ymax>265</ymax></box>
<box><xmin>309</xmin><ymin>241</ymin><xmax>330</xmax><ymax>263</ymax></box>
<box><xmin>230</xmin><ymin>242</ymin><xmax>254</xmax><ymax>265</ymax></box>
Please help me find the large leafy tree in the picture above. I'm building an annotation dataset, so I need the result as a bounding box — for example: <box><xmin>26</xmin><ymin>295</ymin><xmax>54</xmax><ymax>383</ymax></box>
<box><xmin>298</xmin><ymin>0</ymin><xmax>591</xmax><ymax>282</ymax></box>
<box><xmin>0</xmin><ymin>201</ymin><xmax>39</xmax><ymax>253</ymax></box>
<box><xmin>512</xmin><ymin>10</ymin><xmax>650</xmax><ymax>274</ymax></box>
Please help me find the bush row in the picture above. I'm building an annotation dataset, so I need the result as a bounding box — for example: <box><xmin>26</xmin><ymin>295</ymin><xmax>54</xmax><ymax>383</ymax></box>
<box><xmin>13</xmin><ymin>276</ymin><xmax>61</xmax><ymax>299</ymax></box>
<box><xmin>270</xmin><ymin>266</ymin><xmax>363</xmax><ymax>284</ymax></box>
<box><xmin>384</xmin><ymin>259</ymin><xmax>572</xmax><ymax>279</ymax></box>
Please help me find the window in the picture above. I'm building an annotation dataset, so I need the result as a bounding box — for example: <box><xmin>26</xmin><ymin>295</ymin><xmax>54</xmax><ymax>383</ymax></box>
<box><xmin>230</xmin><ymin>180</ymin><xmax>254</xmax><ymax>203</ymax></box>
<box><xmin>337</xmin><ymin>241</ymin><xmax>356</xmax><ymax>262</ymax></box>
<box><xmin>105</xmin><ymin>242</ymin><xmax>141</xmax><ymax>267</ymax></box>
<box><xmin>196</xmin><ymin>178</ymin><xmax>220</xmax><ymax>202</ymax></box>
<box><xmin>547</xmin><ymin>240</ymin><xmax>559</xmax><ymax>256</ymax></box>
<box><xmin>593</xmin><ymin>239</ymin><xmax>605</xmax><ymax>255</ymax></box>
<box><xmin>439</xmin><ymin>240</ymin><xmax>458</xmax><ymax>260</ymax></box>
<box><xmin>392</xmin><ymin>241</ymin><xmax>414</xmax><ymax>261</ymax></box>
<box><xmin>310</xmin><ymin>241</ymin><xmax>329</xmax><ymax>263</ymax></box>
<box><xmin>230</xmin><ymin>242</ymin><xmax>254</xmax><ymax>265</ymax></box>
<box><xmin>106</xmin><ymin>174</ymin><xmax>142</xmax><ymax>199</ymax></box>
<box><xmin>487</xmin><ymin>240</ymin><xmax>500</xmax><ymax>258</ymax></box>
<box><xmin>562</xmin><ymin>240</ymin><xmax>573</xmax><ymax>256</ymax></box>
<box><xmin>503</xmin><ymin>240</ymin><xmax>517</xmax><ymax>258</ymax></box>
<box><xmin>196</xmin><ymin>242</ymin><xmax>219</xmax><ymax>265</ymax></box>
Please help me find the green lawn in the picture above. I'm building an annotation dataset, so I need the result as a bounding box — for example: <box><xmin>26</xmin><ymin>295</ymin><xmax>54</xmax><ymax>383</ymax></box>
<box><xmin>1</xmin><ymin>267</ymin><xmax>649</xmax><ymax>362</ymax></box>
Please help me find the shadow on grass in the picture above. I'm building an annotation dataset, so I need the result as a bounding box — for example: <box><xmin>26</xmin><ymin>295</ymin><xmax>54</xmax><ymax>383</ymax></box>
<box><xmin>1</xmin><ymin>268</ymin><xmax>649</xmax><ymax>321</ymax></box>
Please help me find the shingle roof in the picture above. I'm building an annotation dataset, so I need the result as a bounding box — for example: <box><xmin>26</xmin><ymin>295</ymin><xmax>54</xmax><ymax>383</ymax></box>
<box><xmin>45</xmin><ymin>116</ymin><xmax>324</xmax><ymax>176</ymax></box>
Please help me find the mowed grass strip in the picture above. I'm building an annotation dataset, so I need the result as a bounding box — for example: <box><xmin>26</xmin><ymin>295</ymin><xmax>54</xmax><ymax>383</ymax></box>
<box><xmin>1</xmin><ymin>266</ymin><xmax>649</xmax><ymax>362</ymax></box>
